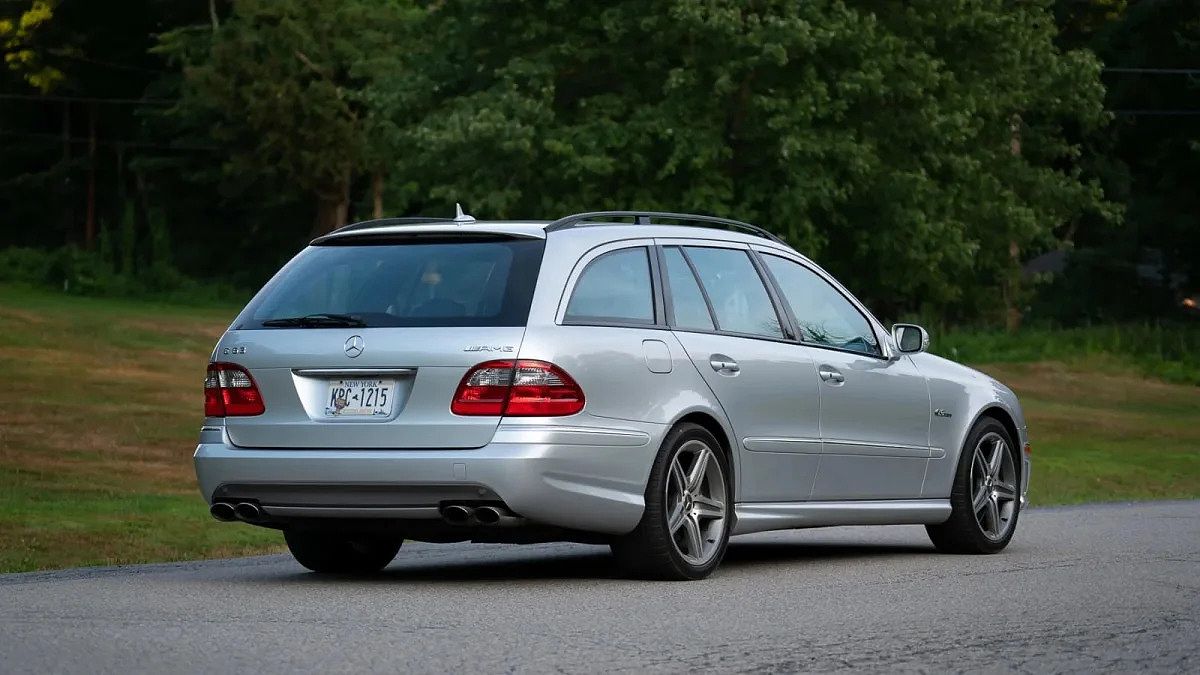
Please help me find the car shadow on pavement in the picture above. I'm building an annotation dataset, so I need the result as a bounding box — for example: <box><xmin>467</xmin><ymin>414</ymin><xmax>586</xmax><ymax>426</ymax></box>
<box><xmin>272</xmin><ymin>540</ymin><xmax>934</xmax><ymax>584</ymax></box>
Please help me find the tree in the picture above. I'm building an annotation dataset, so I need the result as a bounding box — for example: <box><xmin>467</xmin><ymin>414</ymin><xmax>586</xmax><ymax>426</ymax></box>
<box><xmin>403</xmin><ymin>0</ymin><xmax>1116</xmax><ymax>322</ymax></box>
<box><xmin>0</xmin><ymin>0</ymin><xmax>64</xmax><ymax>92</ymax></box>
<box><xmin>155</xmin><ymin>0</ymin><xmax>422</xmax><ymax>234</ymax></box>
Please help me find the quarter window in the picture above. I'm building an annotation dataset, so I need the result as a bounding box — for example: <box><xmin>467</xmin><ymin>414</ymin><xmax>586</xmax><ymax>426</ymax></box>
<box><xmin>683</xmin><ymin>247</ymin><xmax>783</xmax><ymax>338</ymax></box>
<box><xmin>564</xmin><ymin>247</ymin><xmax>655</xmax><ymax>324</ymax></box>
<box><xmin>762</xmin><ymin>254</ymin><xmax>880</xmax><ymax>356</ymax></box>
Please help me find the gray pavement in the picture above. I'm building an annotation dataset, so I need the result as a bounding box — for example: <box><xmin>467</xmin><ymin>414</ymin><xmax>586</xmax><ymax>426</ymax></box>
<box><xmin>1</xmin><ymin>500</ymin><xmax>1197</xmax><ymax>673</ymax></box>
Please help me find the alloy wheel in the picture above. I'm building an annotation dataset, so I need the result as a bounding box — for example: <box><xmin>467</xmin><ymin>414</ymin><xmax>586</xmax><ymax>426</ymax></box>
<box><xmin>664</xmin><ymin>439</ymin><xmax>728</xmax><ymax>565</ymax></box>
<box><xmin>969</xmin><ymin>432</ymin><xmax>1018</xmax><ymax>541</ymax></box>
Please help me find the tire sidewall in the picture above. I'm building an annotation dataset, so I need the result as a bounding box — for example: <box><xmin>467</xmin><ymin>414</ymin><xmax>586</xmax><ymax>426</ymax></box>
<box><xmin>952</xmin><ymin>418</ymin><xmax>1020</xmax><ymax>552</ymax></box>
<box><xmin>646</xmin><ymin>423</ymin><xmax>732</xmax><ymax>579</ymax></box>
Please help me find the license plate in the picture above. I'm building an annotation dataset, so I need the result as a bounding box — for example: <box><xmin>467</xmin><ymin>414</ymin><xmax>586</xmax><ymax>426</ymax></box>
<box><xmin>324</xmin><ymin>379</ymin><xmax>395</xmax><ymax>417</ymax></box>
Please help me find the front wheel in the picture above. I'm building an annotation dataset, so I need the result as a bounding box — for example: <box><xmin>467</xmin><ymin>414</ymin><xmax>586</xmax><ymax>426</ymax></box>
<box><xmin>927</xmin><ymin>417</ymin><xmax>1021</xmax><ymax>554</ymax></box>
<box><xmin>284</xmin><ymin>530</ymin><xmax>402</xmax><ymax>574</ymax></box>
<box><xmin>611</xmin><ymin>423</ymin><xmax>731</xmax><ymax>580</ymax></box>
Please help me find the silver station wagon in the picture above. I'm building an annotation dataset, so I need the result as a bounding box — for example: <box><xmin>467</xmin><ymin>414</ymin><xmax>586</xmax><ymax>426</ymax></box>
<box><xmin>197</xmin><ymin>209</ymin><xmax>1030</xmax><ymax>580</ymax></box>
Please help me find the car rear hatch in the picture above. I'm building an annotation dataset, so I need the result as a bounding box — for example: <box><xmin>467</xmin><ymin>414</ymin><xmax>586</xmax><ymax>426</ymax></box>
<box><xmin>217</xmin><ymin>231</ymin><xmax>544</xmax><ymax>449</ymax></box>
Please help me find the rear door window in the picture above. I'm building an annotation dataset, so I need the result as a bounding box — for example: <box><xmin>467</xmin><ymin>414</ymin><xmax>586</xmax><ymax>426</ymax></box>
<box><xmin>683</xmin><ymin>246</ymin><xmax>783</xmax><ymax>338</ymax></box>
<box><xmin>564</xmin><ymin>247</ymin><xmax>655</xmax><ymax>325</ymax></box>
<box><xmin>662</xmin><ymin>247</ymin><xmax>715</xmax><ymax>331</ymax></box>
<box><xmin>236</xmin><ymin>237</ymin><xmax>545</xmax><ymax>328</ymax></box>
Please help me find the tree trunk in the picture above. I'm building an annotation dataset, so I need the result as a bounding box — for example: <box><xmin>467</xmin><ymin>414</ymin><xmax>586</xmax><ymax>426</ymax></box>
<box><xmin>85</xmin><ymin>104</ymin><xmax>97</xmax><ymax>250</ymax></box>
<box><xmin>371</xmin><ymin>171</ymin><xmax>384</xmax><ymax>219</ymax></box>
<box><xmin>311</xmin><ymin>171</ymin><xmax>352</xmax><ymax>236</ymax></box>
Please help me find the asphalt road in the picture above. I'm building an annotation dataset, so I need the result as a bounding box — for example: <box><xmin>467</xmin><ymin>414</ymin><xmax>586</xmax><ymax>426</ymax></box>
<box><xmin>1</xmin><ymin>501</ymin><xmax>1197</xmax><ymax>674</ymax></box>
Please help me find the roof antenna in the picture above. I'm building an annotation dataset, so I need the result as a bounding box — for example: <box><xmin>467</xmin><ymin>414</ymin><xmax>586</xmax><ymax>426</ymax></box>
<box><xmin>453</xmin><ymin>202</ymin><xmax>475</xmax><ymax>225</ymax></box>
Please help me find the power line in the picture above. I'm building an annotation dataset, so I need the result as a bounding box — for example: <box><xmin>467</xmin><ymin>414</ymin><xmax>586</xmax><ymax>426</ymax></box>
<box><xmin>1111</xmin><ymin>110</ymin><xmax>1200</xmax><ymax>116</ymax></box>
<box><xmin>1104</xmin><ymin>67</ymin><xmax>1200</xmax><ymax>75</ymax></box>
<box><xmin>0</xmin><ymin>130</ymin><xmax>217</xmax><ymax>151</ymax></box>
<box><xmin>0</xmin><ymin>93</ymin><xmax>173</xmax><ymax>106</ymax></box>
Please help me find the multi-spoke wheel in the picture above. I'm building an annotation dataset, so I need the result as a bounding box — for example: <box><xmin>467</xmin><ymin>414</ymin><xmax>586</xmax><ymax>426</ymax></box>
<box><xmin>665</xmin><ymin>439</ymin><xmax>728</xmax><ymax>566</ymax></box>
<box><xmin>969</xmin><ymin>432</ymin><xmax>1018</xmax><ymax>541</ymax></box>
<box><xmin>612</xmin><ymin>423</ymin><xmax>731</xmax><ymax>580</ymax></box>
<box><xmin>928</xmin><ymin>418</ymin><xmax>1022</xmax><ymax>553</ymax></box>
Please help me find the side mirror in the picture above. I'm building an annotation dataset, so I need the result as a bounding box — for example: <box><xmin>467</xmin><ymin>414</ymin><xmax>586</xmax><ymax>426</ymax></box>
<box><xmin>892</xmin><ymin>324</ymin><xmax>930</xmax><ymax>354</ymax></box>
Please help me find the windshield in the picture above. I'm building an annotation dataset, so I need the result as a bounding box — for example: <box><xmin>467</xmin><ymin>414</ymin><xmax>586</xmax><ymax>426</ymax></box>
<box><xmin>235</xmin><ymin>237</ymin><xmax>545</xmax><ymax>329</ymax></box>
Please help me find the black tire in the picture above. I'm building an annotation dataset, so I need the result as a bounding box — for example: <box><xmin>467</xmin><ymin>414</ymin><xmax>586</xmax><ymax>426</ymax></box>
<box><xmin>284</xmin><ymin>530</ymin><xmax>402</xmax><ymax>574</ymax></box>
<box><xmin>611</xmin><ymin>422</ymin><xmax>732</xmax><ymax>580</ymax></box>
<box><xmin>927</xmin><ymin>417</ymin><xmax>1021</xmax><ymax>554</ymax></box>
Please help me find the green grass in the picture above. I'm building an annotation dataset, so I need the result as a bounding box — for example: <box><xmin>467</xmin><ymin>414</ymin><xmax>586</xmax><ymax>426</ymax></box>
<box><xmin>975</xmin><ymin>361</ymin><xmax>1200</xmax><ymax>504</ymax></box>
<box><xmin>0</xmin><ymin>283</ymin><xmax>1197</xmax><ymax>572</ymax></box>
<box><xmin>0</xmin><ymin>284</ymin><xmax>280</xmax><ymax>573</ymax></box>
<box><xmin>936</xmin><ymin>323</ymin><xmax>1200</xmax><ymax>385</ymax></box>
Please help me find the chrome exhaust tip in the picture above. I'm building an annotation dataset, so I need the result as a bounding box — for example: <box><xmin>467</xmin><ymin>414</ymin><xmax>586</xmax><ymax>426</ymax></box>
<box><xmin>209</xmin><ymin>502</ymin><xmax>237</xmax><ymax>522</ymax></box>
<box><xmin>233</xmin><ymin>502</ymin><xmax>263</xmax><ymax>522</ymax></box>
<box><xmin>475</xmin><ymin>506</ymin><xmax>503</xmax><ymax>525</ymax></box>
<box><xmin>441</xmin><ymin>504</ymin><xmax>472</xmax><ymax>525</ymax></box>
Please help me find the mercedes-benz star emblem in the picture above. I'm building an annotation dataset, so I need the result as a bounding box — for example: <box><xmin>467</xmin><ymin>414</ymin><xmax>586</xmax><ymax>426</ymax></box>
<box><xmin>344</xmin><ymin>335</ymin><xmax>364</xmax><ymax>358</ymax></box>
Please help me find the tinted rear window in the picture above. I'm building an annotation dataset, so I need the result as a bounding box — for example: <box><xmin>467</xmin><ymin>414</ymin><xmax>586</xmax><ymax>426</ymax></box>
<box><xmin>235</xmin><ymin>237</ymin><xmax>545</xmax><ymax>328</ymax></box>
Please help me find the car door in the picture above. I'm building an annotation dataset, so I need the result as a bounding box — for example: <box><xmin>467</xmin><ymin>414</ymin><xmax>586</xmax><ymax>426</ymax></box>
<box><xmin>658</xmin><ymin>240</ymin><xmax>822</xmax><ymax>503</ymax></box>
<box><xmin>756</xmin><ymin>249</ymin><xmax>932</xmax><ymax>500</ymax></box>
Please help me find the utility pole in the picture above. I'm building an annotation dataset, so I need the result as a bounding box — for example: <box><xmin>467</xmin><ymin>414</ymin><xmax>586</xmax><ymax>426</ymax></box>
<box><xmin>85</xmin><ymin>103</ymin><xmax>97</xmax><ymax>249</ymax></box>
<box><xmin>1004</xmin><ymin>112</ymin><xmax>1023</xmax><ymax>333</ymax></box>
<box><xmin>61</xmin><ymin>102</ymin><xmax>72</xmax><ymax>246</ymax></box>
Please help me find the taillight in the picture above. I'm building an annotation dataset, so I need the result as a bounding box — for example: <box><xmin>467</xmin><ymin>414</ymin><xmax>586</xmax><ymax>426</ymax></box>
<box><xmin>451</xmin><ymin>360</ymin><xmax>584</xmax><ymax>417</ymax></box>
<box><xmin>450</xmin><ymin>360</ymin><xmax>513</xmax><ymax>416</ymax></box>
<box><xmin>204</xmin><ymin>362</ymin><xmax>265</xmax><ymax>417</ymax></box>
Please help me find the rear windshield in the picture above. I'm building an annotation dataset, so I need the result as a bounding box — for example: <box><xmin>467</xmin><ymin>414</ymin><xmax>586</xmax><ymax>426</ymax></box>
<box><xmin>235</xmin><ymin>237</ymin><xmax>545</xmax><ymax>329</ymax></box>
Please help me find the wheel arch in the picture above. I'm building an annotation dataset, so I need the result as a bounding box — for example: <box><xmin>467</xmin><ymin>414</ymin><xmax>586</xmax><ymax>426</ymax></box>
<box><xmin>671</xmin><ymin>410</ymin><xmax>737</xmax><ymax>500</ymax></box>
<box><xmin>973</xmin><ymin>405</ymin><xmax>1023</xmax><ymax>481</ymax></box>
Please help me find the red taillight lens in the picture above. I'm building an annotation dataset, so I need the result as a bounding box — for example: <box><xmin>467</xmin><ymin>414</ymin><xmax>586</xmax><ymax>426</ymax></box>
<box><xmin>204</xmin><ymin>363</ymin><xmax>265</xmax><ymax>417</ymax></box>
<box><xmin>451</xmin><ymin>360</ymin><xmax>584</xmax><ymax>417</ymax></box>
<box><xmin>450</xmin><ymin>360</ymin><xmax>514</xmax><ymax>416</ymax></box>
<box><xmin>505</xmin><ymin>361</ymin><xmax>585</xmax><ymax>415</ymax></box>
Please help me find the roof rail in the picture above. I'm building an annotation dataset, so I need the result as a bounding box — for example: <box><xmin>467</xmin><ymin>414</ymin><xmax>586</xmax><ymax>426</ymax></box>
<box><xmin>544</xmin><ymin>210</ymin><xmax>787</xmax><ymax>245</ymax></box>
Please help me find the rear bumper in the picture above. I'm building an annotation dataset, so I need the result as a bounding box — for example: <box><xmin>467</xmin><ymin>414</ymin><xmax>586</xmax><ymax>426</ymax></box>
<box><xmin>193</xmin><ymin>421</ymin><xmax>662</xmax><ymax>535</ymax></box>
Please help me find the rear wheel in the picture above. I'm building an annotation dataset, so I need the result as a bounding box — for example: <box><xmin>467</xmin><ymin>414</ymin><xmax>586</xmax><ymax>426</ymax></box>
<box><xmin>611</xmin><ymin>423</ymin><xmax>731</xmax><ymax>580</ymax></box>
<box><xmin>927</xmin><ymin>417</ymin><xmax>1020</xmax><ymax>553</ymax></box>
<box><xmin>284</xmin><ymin>530</ymin><xmax>402</xmax><ymax>574</ymax></box>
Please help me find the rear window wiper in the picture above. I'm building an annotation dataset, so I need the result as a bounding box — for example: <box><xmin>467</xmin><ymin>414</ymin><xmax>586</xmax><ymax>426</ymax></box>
<box><xmin>261</xmin><ymin>313</ymin><xmax>368</xmax><ymax>328</ymax></box>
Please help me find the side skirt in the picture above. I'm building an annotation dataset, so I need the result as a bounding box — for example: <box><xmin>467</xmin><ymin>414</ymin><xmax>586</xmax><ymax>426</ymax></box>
<box><xmin>732</xmin><ymin>499</ymin><xmax>951</xmax><ymax>536</ymax></box>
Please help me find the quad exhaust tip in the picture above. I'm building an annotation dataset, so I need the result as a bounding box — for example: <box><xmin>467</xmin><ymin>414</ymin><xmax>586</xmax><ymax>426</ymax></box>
<box><xmin>209</xmin><ymin>502</ymin><xmax>237</xmax><ymax>522</ymax></box>
<box><xmin>233</xmin><ymin>502</ymin><xmax>263</xmax><ymax>522</ymax></box>
<box><xmin>475</xmin><ymin>506</ymin><xmax>503</xmax><ymax>525</ymax></box>
<box><xmin>441</xmin><ymin>504</ymin><xmax>472</xmax><ymax>525</ymax></box>
<box><xmin>440</xmin><ymin>504</ymin><xmax>523</xmax><ymax>527</ymax></box>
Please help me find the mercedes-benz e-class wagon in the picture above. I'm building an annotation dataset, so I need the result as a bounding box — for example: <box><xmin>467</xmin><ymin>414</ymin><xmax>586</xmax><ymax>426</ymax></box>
<box><xmin>196</xmin><ymin>209</ymin><xmax>1030</xmax><ymax>580</ymax></box>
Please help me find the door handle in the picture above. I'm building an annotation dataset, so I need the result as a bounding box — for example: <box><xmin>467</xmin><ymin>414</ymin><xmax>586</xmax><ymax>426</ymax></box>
<box><xmin>709</xmin><ymin>355</ymin><xmax>740</xmax><ymax>373</ymax></box>
<box><xmin>818</xmin><ymin>366</ymin><xmax>845</xmax><ymax>384</ymax></box>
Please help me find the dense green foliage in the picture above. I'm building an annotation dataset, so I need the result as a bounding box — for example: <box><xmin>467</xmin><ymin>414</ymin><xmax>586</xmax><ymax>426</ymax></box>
<box><xmin>937</xmin><ymin>323</ymin><xmax>1200</xmax><ymax>386</ymax></box>
<box><xmin>0</xmin><ymin>0</ymin><xmax>1195</xmax><ymax>326</ymax></box>
<box><xmin>405</xmin><ymin>0</ymin><xmax>1112</xmax><ymax>321</ymax></box>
